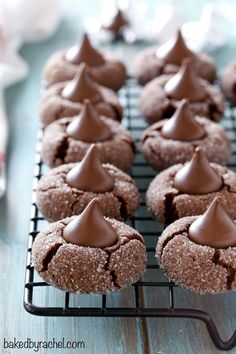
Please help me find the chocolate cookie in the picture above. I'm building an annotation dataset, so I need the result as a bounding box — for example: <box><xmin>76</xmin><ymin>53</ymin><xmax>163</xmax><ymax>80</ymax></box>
<box><xmin>39</xmin><ymin>63</ymin><xmax>123</xmax><ymax>126</ymax></box>
<box><xmin>147</xmin><ymin>148</ymin><xmax>236</xmax><ymax>224</ymax></box>
<box><xmin>42</xmin><ymin>33</ymin><xmax>126</xmax><ymax>91</ymax></box>
<box><xmin>141</xmin><ymin>99</ymin><xmax>231</xmax><ymax>170</ymax></box>
<box><xmin>36</xmin><ymin>145</ymin><xmax>140</xmax><ymax>222</ymax></box>
<box><xmin>133</xmin><ymin>30</ymin><xmax>216</xmax><ymax>85</ymax></box>
<box><xmin>139</xmin><ymin>59</ymin><xmax>224</xmax><ymax>124</ymax></box>
<box><xmin>41</xmin><ymin>100</ymin><xmax>135</xmax><ymax>170</ymax></box>
<box><xmin>220</xmin><ymin>62</ymin><xmax>236</xmax><ymax>105</ymax></box>
<box><xmin>156</xmin><ymin>198</ymin><xmax>236</xmax><ymax>294</ymax></box>
<box><xmin>32</xmin><ymin>199</ymin><xmax>147</xmax><ymax>293</ymax></box>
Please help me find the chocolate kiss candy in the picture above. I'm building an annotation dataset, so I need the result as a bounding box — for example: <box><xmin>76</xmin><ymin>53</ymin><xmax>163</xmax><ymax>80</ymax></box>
<box><xmin>66</xmin><ymin>99</ymin><xmax>112</xmax><ymax>142</ymax></box>
<box><xmin>65</xmin><ymin>33</ymin><xmax>104</xmax><ymax>66</ymax></box>
<box><xmin>63</xmin><ymin>199</ymin><xmax>118</xmax><ymax>248</ymax></box>
<box><xmin>161</xmin><ymin>99</ymin><xmax>205</xmax><ymax>141</ymax></box>
<box><xmin>189</xmin><ymin>197</ymin><xmax>236</xmax><ymax>248</ymax></box>
<box><xmin>103</xmin><ymin>9</ymin><xmax>129</xmax><ymax>34</ymax></box>
<box><xmin>61</xmin><ymin>63</ymin><xmax>102</xmax><ymax>103</ymax></box>
<box><xmin>174</xmin><ymin>147</ymin><xmax>223</xmax><ymax>194</ymax></box>
<box><xmin>164</xmin><ymin>59</ymin><xmax>207</xmax><ymax>102</ymax></box>
<box><xmin>157</xmin><ymin>29</ymin><xmax>194</xmax><ymax>65</ymax></box>
<box><xmin>66</xmin><ymin>144</ymin><xmax>114</xmax><ymax>192</ymax></box>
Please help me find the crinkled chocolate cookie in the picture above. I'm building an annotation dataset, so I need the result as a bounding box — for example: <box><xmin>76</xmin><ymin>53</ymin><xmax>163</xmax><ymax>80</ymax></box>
<box><xmin>41</xmin><ymin>101</ymin><xmax>135</xmax><ymax>170</ymax></box>
<box><xmin>37</xmin><ymin>145</ymin><xmax>140</xmax><ymax>222</ymax></box>
<box><xmin>147</xmin><ymin>148</ymin><xmax>236</xmax><ymax>224</ymax></box>
<box><xmin>43</xmin><ymin>33</ymin><xmax>126</xmax><ymax>91</ymax></box>
<box><xmin>141</xmin><ymin>99</ymin><xmax>231</xmax><ymax>170</ymax></box>
<box><xmin>133</xmin><ymin>30</ymin><xmax>216</xmax><ymax>85</ymax></box>
<box><xmin>156</xmin><ymin>198</ymin><xmax>236</xmax><ymax>294</ymax></box>
<box><xmin>32</xmin><ymin>199</ymin><xmax>147</xmax><ymax>293</ymax></box>
<box><xmin>39</xmin><ymin>63</ymin><xmax>123</xmax><ymax>126</ymax></box>
<box><xmin>139</xmin><ymin>59</ymin><xmax>224</xmax><ymax>124</ymax></box>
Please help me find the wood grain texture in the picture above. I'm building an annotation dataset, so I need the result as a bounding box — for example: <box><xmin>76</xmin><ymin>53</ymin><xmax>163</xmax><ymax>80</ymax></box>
<box><xmin>142</xmin><ymin>269</ymin><xmax>236</xmax><ymax>354</ymax></box>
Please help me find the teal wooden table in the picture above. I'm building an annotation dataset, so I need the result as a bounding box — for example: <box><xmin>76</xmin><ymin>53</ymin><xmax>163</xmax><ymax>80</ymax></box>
<box><xmin>1</xmin><ymin>8</ymin><xmax>236</xmax><ymax>354</ymax></box>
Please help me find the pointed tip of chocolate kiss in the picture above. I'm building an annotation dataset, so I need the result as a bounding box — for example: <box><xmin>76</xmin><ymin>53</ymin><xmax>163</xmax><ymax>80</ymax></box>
<box><xmin>66</xmin><ymin>99</ymin><xmax>112</xmax><ymax>142</ymax></box>
<box><xmin>66</xmin><ymin>144</ymin><xmax>114</xmax><ymax>192</ymax></box>
<box><xmin>189</xmin><ymin>197</ymin><xmax>236</xmax><ymax>248</ymax></box>
<box><xmin>164</xmin><ymin>59</ymin><xmax>207</xmax><ymax>102</ymax></box>
<box><xmin>65</xmin><ymin>32</ymin><xmax>104</xmax><ymax>66</ymax></box>
<box><xmin>161</xmin><ymin>99</ymin><xmax>206</xmax><ymax>141</ymax></box>
<box><xmin>61</xmin><ymin>63</ymin><xmax>102</xmax><ymax>103</ymax></box>
<box><xmin>173</xmin><ymin>147</ymin><xmax>223</xmax><ymax>194</ymax></box>
<box><xmin>157</xmin><ymin>29</ymin><xmax>194</xmax><ymax>66</ymax></box>
<box><xmin>176</xmin><ymin>28</ymin><xmax>182</xmax><ymax>37</ymax></box>
<box><xmin>63</xmin><ymin>198</ymin><xmax>118</xmax><ymax>248</ymax></box>
<box><xmin>103</xmin><ymin>8</ymin><xmax>129</xmax><ymax>33</ymax></box>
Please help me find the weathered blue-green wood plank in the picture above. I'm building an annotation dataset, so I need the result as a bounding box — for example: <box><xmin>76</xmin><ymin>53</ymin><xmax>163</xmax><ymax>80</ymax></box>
<box><xmin>142</xmin><ymin>269</ymin><xmax>236</xmax><ymax>354</ymax></box>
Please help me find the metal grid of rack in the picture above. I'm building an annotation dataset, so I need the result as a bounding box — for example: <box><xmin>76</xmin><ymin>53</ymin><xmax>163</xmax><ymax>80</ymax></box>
<box><xmin>24</xmin><ymin>78</ymin><xmax>236</xmax><ymax>351</ymax></box>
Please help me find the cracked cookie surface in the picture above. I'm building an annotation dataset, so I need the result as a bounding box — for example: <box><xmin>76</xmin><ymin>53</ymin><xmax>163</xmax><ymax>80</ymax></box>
<box><xmin>138</xmin><ymin>75</ymin><xmax>224</xmax><ymax>124</ymax></box>
<box><xmin>41</xmin><ymin>117</ymin><xmax>135</xmax><ymax>170</ymax></box>
<box><xmin>147</xmin><ymin>163</ymin><xmax>236</xmax><ymax>224</ymax></box>
<box><xmin>141</xmin><ymin>117</ymin><xmax>231</xmax><ymax>171</ymax></box>
<box><xmin>39</xmin><ymin>80</ymin><xmax>123</xmax><ymax>126</ymax></box>
<box><xmin>36</xmin><ymin>163</ymin><xmax>140</xmax><ymax>222</ymax></box>
<box><xmin>32</xmin><ymin>218</ymin><xmax>147</xmax><ymax>293</ymax></box>
<box><xmin>43</xmin><ymin>50</ymin><xmax>127</xmax><ymax>91</ymax></box>
<box><xmin>133</xmin><ymin>47</ymin><xmax>216</xmax><ymax>86</ymax></box>
<box><xmin>156</xmin><ymin>216</ymin><xmax>236</xmax><ymax>294</ymax></box>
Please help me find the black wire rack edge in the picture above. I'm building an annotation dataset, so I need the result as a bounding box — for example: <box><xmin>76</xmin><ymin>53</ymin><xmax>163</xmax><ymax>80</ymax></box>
<box><xmin>24</xmin><ymin>77</ymin><xmax>236</xmax><ymax>351</ymax></box>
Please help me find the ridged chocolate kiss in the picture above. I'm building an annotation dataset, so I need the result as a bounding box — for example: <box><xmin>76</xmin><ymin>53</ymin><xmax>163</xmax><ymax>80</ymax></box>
<box><xmin>63</xmin><ymin>199</ymin><xmax>118</xmax><ymax>248</ymax></box>
<box><xmin>66</xmin><ymin>99</ymin><xmax>112</xmax><ymax>142</ymax></box>
<box><xmin>61</xmin><ymin>63</ymin><xmax>102</xmax><ymax>103</ymax></box>
<box><xmin>189</xmin><ymin>198</ymin><xmax>236</xmax><ymax>248</ymax></box>
<box><xmin>164</xmin><ymin>59</ymin><xmax>207</xmax><ymax>101</ymax></box>
<box><xmin>174</xmin><ymin>148</ymin><xmax>223</xmax><ymax>194</ymax></box>
<box><xmin>161</xmin><ymin>99</ymin><xmax>205</xmax><ymax>141</ymax></box>
<box><xmin>156</xmin><ymin>29</ymin><xmax>194</xmax><ymax>65</ymax></box>
<box><xmin>104</xmin><ymin>9</ymin><xmax>129</xmax><ymax>33</ymax></box>
<box><xmin>65</xmin><ymin>33</ymin><xmax>104</xmax><ymax>66</ymax></box>
<box><xmin>66</xmin><ymin>144</ymin><xmax>114</xmax><ymax>192</ymax></box>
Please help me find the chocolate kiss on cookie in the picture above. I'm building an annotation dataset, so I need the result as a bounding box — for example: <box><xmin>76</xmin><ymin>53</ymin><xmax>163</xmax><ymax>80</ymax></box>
<box><xmin>174</xmin><ymin>147</ymin><xmax>223</xmax><ymax>194</ymax></box>
<box><xmin>61</xmin><ymin>63</ymin><xmax>102</xmax><ymax>103</ymax></box>
<box><xmin>103</xmin><ymin>9</ymin><xmax>129</xmax><ymax>34</ymax></box>
<box><xmin>189</xmin><ymin>197</ymin><xmax>236</xmax><ymax>248</ymax></box>
<box><xmin>161</xmin><ymin>99</ymin><xmax>205</xmax><ymax>141</ymax></box>
<box><xmin>63</xmin><ymin>199</ymin><xmax>118</xmax><ymax>247</ymax></box>
<box><xmin>65</xmin><ymin>33</ymin><xmax>104</xmax><ymax>66</ymax></box>
<box><xmin>156</xmin><ymin>30</ymin><xmax>194</xmax><ymax>65</ymax></box>
<box><xmin>66</xmin><ymin>99</ymin><xmax>112</xmax><ymax>142</ymax></box>
<box><xmin>66</xmin><ymin>144</ymin><xmax>114</xmax><ymax>192</ymax></box>
<box><xmin>164</xmin><ymin>59</ymin><xmax>207</xmax><ymax>101</ymax></box>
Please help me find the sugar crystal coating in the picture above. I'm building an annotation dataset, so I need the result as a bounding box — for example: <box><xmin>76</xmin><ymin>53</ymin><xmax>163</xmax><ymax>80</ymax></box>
<box><xmin>32</xmin><ymin>217</ymin><xmax>147</xmax><ymax>293</ymax></box>
<box><xmin>156</xmin><ymin>216</ymin><xmax>236</xmax><ymax>294</ymax></box>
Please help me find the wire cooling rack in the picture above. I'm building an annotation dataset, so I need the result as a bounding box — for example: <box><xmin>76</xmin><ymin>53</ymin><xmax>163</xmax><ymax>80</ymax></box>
<box><xmin>24</xmin><ymin>78</ymin><xmax>236</xmax><ymax>351</ymax></box>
